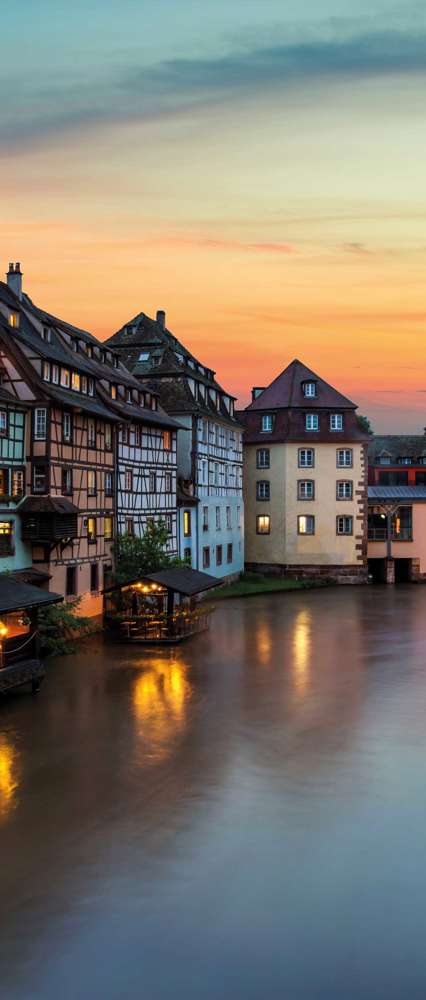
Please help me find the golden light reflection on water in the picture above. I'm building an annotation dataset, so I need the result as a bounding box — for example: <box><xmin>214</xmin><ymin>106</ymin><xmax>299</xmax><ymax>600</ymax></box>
<box><xmin>0</xmin><ymin>734</ymin><xmax>18</xmax><ymax>818</ymax></box>
<box><xmin>133</xmin><ymin>656</ymin><xmax>192</xmax><ymax>761</ymax></box>
<box><xmin>256</xmin><ymin>622</ymin><xmax>272</xmax><ymax>667</ymax></box>
<box><xmin>292</xmin><ymin>609</ymin><xmax>312</xmax><ymax>696</ymax></box>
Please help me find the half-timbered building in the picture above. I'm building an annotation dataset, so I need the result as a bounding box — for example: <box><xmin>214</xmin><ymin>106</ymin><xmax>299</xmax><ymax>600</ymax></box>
<box><xmin>0</xmin><ymin>386</ymin><xmax>32</xmax><ymax>573</ymax></box>
<box><xmin>106</xmin><ymin>309</ymin><xmax>244</xmax><ymax>579</ymax></box>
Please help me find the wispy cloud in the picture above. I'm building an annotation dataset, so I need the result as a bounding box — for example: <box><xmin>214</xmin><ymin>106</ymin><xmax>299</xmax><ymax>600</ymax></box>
<box><xmin>2</xmin><ymin>27</ymin><xmax>426</xmax><ymax>151</ymax></box>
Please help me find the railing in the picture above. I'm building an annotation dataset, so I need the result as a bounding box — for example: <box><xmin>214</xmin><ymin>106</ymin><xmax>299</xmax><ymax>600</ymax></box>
<box><xmin>0</xmin><ymin>631</ymin><xmax>38</xmax><ymax>668</ymax></box>
<box><xmin>368</xmin><ymin>528</ymin><xmax>413</xmax><ymax>541</ymax></box>
<box><xmin>118</xmin><ymin>608</ymin><xmax>213</xmax><ymax>642</ymax></box>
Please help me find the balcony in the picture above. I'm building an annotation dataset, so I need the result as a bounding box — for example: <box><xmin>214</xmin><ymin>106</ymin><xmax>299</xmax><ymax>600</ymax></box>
<box><xmin>18</xmin><ymin>495</ymin><xmax>79</xmax><ymax>543</ymax></box>
<box><xmin>368</xmin><ymin>528</ymin><xmax>413</xmax><ymax>542</ymax></box>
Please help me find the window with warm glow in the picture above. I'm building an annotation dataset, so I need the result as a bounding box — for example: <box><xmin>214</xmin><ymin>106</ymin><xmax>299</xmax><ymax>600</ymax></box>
<box><xmin>8</xmin><ymin>312</ymin><xmax>19</xmax><ymax>328</ymax></box>
<box><xmin>256</xmin><ymin>515</ymin><xmax>270</xmax><ymax>534</ymax></box>
<box><xmin>12</xmin><ymin>469</ymin><xmax>24</xmax><ymax>497</ymax></box>
<box><xmin>104</xmin><ymin>516</ymin><xmax>113</xmax><ymax>540</ymax></box>
<box><xmin>298</xmin><ymin>515</ymin><xmax>315</xmax><ymax>535</ymax></box>
<box><xmin>71</xmin><ymin>372</ymin><xmax>81</xmax><ymax>392</ymax></box>
<box><xmin>61</xmin><ymin>369</ymin><xmax>70</xmax><ymax>388</ymax></box>
<box><xmin>183</xmin><ymin>510</ymin><xmax>191</xmax><ymax>536</ymax></box>
<box><xmin>111</xmin><ymin>384</ymin><xmax>117</xmax><ymax>399</ymax></box>
<box><xmin>0</xmin><ymin>521</ymin><xmax>13</xmax><ymax>555</ymax></box>
<box><xmin>87</xmin><ymin>517</ymin><xmax>97</xmax><ymax>542</ymax></box>
<box><xmin>88</xmin><ymin>470</ymin><xmax>97</xmax><ymax>496</ymax></box>
<box><xmin>163</xmin><ymin>430</ymin><xmax>171</xmax><ymax>450</ymax></box>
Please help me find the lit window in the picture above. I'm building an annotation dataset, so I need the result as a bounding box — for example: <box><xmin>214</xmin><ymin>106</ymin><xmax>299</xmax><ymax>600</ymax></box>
<box><xmin>256</xmin><ymin>449</ymin><xmax>270</xmax><ymax>469</ymax></box>
<box><xmin>298</xmin><ymin>480</ymin><xmax>314</xmax><ymax>500</ymax></box>
<box><xmin>183</xmin><ymin>510</ymin><xmax>191</xmax><ymax>537</ymax></box>
<box><xmin>337</xmin><ymin>481</ymin><xmax>353</xmax><ymax>500</ymax></box>
<box><xmin>62</xmin><ymin>412</ymin><xmax>72</xmax><ymax>443</ymax></box>
<box><xmin>8</xmin><ymin>312</ymin><xmax>19</xmax><ymax>329</ymax></box>
<box><xmin>330</xmin><ymin>413</ymin><xmax>343</xmax><ymax>431</ymax></box>
<box><xmin>139</xmin><ymin>352</ymin><xmax>150</xmax><ymax>362</ymax></box>
<box><xmin>256</xmin><ymin>515</ymin><xmax>270</xmax><ymax>534</ymax></box>
<box><xmin>163</xmin><ymin>430</ymin><xmax>172</xmax><ymax>450</ymax></box>
<box><xmin>88</xmin><ymin>470</ymin><xmax>97</xmax><ymax>496</ymax></box>
<box><xmin>124</xmin><ymin>468</ymin><xmax>133</xmax><ymax>492</ymax></box>
<box><xmin>303</xmin><ymin>381</ymin><xmax>317</xmax><ymax>397</ymax></box>
<box><xmin>0</xmin><ymin>521</ymin><xmax>13</xmax><ymax>556</ymax></box>
<box><xmin>104</xmin><ymin>516</ymin><xmax>113</xmax><ymax>541</ymax></box>
<box><xmin>261</xmin><ymin>414</ymin><xmax>273</xmax><ymax>433</ymax></box>
<box><xmin>34</xmin><ymin>408</ymin><xmax>47</xmax><ymax>440</ymax></box>
<box><xmin>52</xmin><ymin>365</ymin><xmax>59</xmax><ymax>384</ymax></box>
<box><xmin>305</xmin><ymin>413</ymin><xmax>319</xmax><ymax>431</ymax></box>
<box><xmin>337</xmin><ymin>516</ymin><xmax>353</xmax><ymax>535</ymax></box>
<box><xmin>0</xmin><ymin>412</ymin><xmax>7</xmax><ymax>437</ymax></box>
<box><xmin>298</xmin><ymin>449</ymin><xmax>315</xmax><ymax>468</ymax></box>
<box><xmin>61</xmin><ymin>369</ymin><xmax>70</xmax><ymax>388</ymax></box>
<box><xmin>11</xmin><ymin>469</ymin><xmax>24</xmax><ymax>497</ymax></box>
<box><xmin>0</xmin><ymin>469</ymin><xmax>9</xmax><ymax>496</ymax></box>
<box><xmin>71</xmin><ymin>372</ymin><xmax>80</xmax><ymax>392</ymax></box>
<box><xmin>111</xmin><ymin>384</ymin><xmax>117</xmax><ymax>399</ymax></box>
<box><xmin>87</xmin><ymin>517</ymin><xmax>97</xmax><ymax>543</ymax></box>
<box><xmin>298</xmin><ymin>515</ymin><xmax>315</xmax><ymax>535</ymax></box>
<box><xmin>337</xmin><ymin>449</ymin><xmax>353</xmax><ymax>468</ymax></box>
<box><xmin>43</xmin><ymin>362</ymin><xmax>51</xmax><ymax>382</ymax></box>
<box><xmin>256</xmin><ymin>481</ymin><xmax>270</xmax><ymax>501</ymax></box>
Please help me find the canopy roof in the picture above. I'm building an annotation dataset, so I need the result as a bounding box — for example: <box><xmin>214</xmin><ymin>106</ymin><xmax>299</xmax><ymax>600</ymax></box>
<box><xmin>0</xmin><ymin>577</ymin><xmax>63</xmax><ymax>613</ymax></box>
<box><xmin>368</xmin><ymin>486</ymin><xmax>426</xmax><ymax>502</ymax></box>
<box><xmin>104</xmin><ymin>565</ymin><xmax>219</xmax><ymax>596</ymax></box>
<box><xmin>18</xmin><ymin>495</ymin><xmax>79</xmax><ymax>515</ymax></box>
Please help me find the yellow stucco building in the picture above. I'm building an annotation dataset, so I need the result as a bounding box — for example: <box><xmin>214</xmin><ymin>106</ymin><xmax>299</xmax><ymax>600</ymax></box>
<box><xmin>241</xmin><ymin>360</ymin><xmax>369</xmax><ymax>583</ymax></box>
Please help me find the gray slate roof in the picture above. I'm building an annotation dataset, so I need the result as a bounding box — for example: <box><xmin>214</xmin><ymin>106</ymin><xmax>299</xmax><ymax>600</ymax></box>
<box><xmin>368</xmin><ymin>486</ymin><xmax>426</xmax><ymax>500</ymax></box>
<box><xmin>0</xmin><ymin>576</ymin><xmax>62</xmax><ymax>613</ymax></box>
<box><xmin>369</xmin><ymin>435</ymin><xmax>426</xmax><ymax>462</ymax></box>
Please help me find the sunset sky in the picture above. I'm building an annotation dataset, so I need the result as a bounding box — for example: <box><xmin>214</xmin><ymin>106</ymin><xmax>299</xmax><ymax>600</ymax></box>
<box><xmin>2</xmin><ymin>0</ymin><xmax>426</xmax><ymax>430</ymax></box>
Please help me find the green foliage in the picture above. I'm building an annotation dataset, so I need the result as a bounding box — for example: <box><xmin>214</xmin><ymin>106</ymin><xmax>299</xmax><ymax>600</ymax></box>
<box><xmin>38</xmin><ymin>597</ymin><xmax>92</xmax><ymax>656</ymax></box>
<box><xmin>357</xmin><ymin>414</ymin><xmax>373</xmax><ymax>435</ymax></box>
<box><xmin>112</xmin><ymin>520</ymin><xmax>184</xmax><ymax>584</ymax></box>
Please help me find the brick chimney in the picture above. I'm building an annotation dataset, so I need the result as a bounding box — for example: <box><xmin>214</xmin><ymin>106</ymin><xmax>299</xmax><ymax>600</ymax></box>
<box><xmin>156</xmin><ymin>310</ymin><xmax>166</xmax><ymax>329</ymax></box>
<box><xmin>252</xmin><ymin>386</ymin><xmax>265</xmax><ymax>401</ymax></box>
<box><xmin>7</xmin><ymin>262</ymin><xmax>23</xmax><ymax>300</ymax></box>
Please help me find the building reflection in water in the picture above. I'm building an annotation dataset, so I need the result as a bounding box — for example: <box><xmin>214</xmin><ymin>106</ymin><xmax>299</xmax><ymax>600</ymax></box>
<box><xmin>0</xmin><ymin>734</ymin><xmax>18</xmax><ymax>819</ymax></box>
<box><xmin>133</xmin><ymin>655</ymin><xmax>192</xmax><ymax>762</ymax></box>
<box><xmin>292</xmin><ymin>609</ymin><xmax>312</xmax><ymax>697</ymax></box>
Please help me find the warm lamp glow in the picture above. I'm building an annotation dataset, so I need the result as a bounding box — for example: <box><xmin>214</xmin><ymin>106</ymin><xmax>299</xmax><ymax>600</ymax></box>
<box><xmin>0</xmin><ymin>621</ymin><xmax>8</xmax><ymax>638</ymax></box>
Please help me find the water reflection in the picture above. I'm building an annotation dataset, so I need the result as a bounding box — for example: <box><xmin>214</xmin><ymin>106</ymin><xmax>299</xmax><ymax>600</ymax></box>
<box><xmin>0</xmin><ymin>734</ymin><xmax>18</xmax><ymax>819</ymax></box>
<box><xmin>133</xmin><ymin>655</ymin><xmax>192</xmax><ymax>761</ymax></box>
<box><xmin>292</xmin><ymin>609</ymin><xmax>311</xmax><ymax>696</ymax></box>
<box><xmin>255</xmin><ymin>621</ymin><xmax>272</xmax><ymax>667</ymax></box>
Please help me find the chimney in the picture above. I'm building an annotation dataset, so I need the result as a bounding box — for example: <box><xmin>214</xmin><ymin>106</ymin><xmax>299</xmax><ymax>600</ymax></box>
<box><xmin>252</xmin><ymin>386</ymin><xmax>265</xmax><ymax>402</ymax></box>
<box><xmin>7</xmin><ymin>262</ymin><xmax>23</xmax><ymax>300</ymax></box>
<box><xmin>156</xmin><ymin>309</ymin><xmax>166</xmax><ymax>329</ymax></box>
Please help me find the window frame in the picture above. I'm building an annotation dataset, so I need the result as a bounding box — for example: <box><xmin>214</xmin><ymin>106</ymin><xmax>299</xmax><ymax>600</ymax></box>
<box><xmin>298</xmin><ymin>479</ymin><xmax>315</xmax><ymax>501</ymax></box>
<box><xmin>34</xmin><ymin>407</ymin><xmax>47</xmax><ymax>441</ymax></box>
<box><xmin>256</xmin><ymin>514</ymin><xmax>270</xmax><ymax>535</ymax></box>
<box><xmin>297</xmin><ymin>514</ymin><xmax>315</xmax><ymax>535</ymax></box>
<box><xmin>0</xmin><ymin>411</ymin><xmax>7</xmax><ymax>437</ymax></box>
<box><xmin>305</xmin><ymin>413</ymin><xmax>319</xmax><ymax>432</ymax></box>
<box><xmin>298</xmin><ymin>448</ymin><xmax>315</xmax><ymax>468</ymax></box>
<box><xmin>336</xmin><ymin>480</ymin><xmax>353</xmax><ymax>501</ymax></box>
<box><xmin>336</xmin><ymin>448</ymin><xmax>353</xmax><ymax>468</ymax></box>
<box><xmin>330</xmin><ymin>413</ymin><xmax>344</xmax><ymax>432</ymax></box>
<box><xmin>336</xmin><ymin>515</ymin><xmax>353</xmax><ymax>535</ymax></box>
<box><xmin>256</xmin><ymin>480</ymin><xmax>270</xmax><ymax>501</ymax></box>
<box><xmin>261</xmin><ymin>413</ymin><xmax>274</xmax><ymax>433</ymax></box>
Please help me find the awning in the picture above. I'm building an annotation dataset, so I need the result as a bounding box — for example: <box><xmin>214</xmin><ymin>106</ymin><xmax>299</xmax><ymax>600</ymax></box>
<box><xmin>17</xmin><ymin>495</ymin><xmax>79</xmax><ymax>515</ymax></box>
<box><xmin>103</xmin><ymin>565</ymin><xmax>219</xmax><ymax>597</ymax></box>
<box><xmin>0</xmin><ymin>577</ymin><xmax>63</xmax><ymax>614</ymax></box>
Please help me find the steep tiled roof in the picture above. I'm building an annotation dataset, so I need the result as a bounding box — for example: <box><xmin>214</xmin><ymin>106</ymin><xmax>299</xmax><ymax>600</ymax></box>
<box><xmin>246</xmin><ymin>359</ymin><xmax>357</xmax><ymax>411</ymax></box>
<box><xmin>369</xmin><ymin>435</ymin><xmax>426</xmax><ymax>462</ymax></box>
<box><xmin>18</xmin><ymin>495</ymin><xmax>79</xmax><ymax>514</ymax></box>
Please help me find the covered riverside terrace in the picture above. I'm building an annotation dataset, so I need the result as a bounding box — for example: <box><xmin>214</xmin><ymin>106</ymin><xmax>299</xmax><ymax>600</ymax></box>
<box><xmin>103</xmin><ymin>566</ymin><xmax>218</xmax><ymax>643</ymax></box>
<box><xmin>0</xmin><ymin>576</ymin><xmax>63</xmax><ymax>693</ymax></box>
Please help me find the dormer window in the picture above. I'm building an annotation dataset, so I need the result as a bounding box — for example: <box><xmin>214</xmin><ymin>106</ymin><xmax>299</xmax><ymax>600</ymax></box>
<box><xmin>8</xmin><ymin>311</ymin><xmax>19</xmax><ymax>329</ymax></box>
<box><xmin>43</xmin><ymin>362</ymin><xmax>51</xmax><ymax>382</ymax></box>
<box><xmin>71</xmin><ymin>372</ymin><xmax>80</xmax><ymax>392</ymax></box>
<box><xmin>261</xmin><ymin>414</ymin><xmax>274</xmax><ymax>433</ymax></box>
<box><xmin>303</xmin><ymin>381</ymin><xmax>316</xmax><ymax>398</ymax></box>
<box><xmin>41</xmin><ymin>326</ymin><xmax>51</xmax><ymax>342</ymax></box>
<box><xmin>126</xmin><ymin>389</ymin><xmax>132</xmax><ymax>403</ymax></box>
<box><xmin>139</xmin><ymin>352</ymin><xmax>150</xmax><ymax>362</ymax></box>
<box><xmin>88</xmin><ymin>378</ymin><xmax>94</xmax><ymax>396</ymax></box>
<box><xmin>398</xmin><ymin>456</ymin><xmax>412</xmax><ymax>465</ymax></box>
<box><xmin>111</xmin><ymin>384</ymin><xmax>117</xmax><ymax>400</ymax></box>
<box><xmin>305</xmin><ymin>413</ymin><xmax>319</xmax><ymax>431</ymax></box>
<box><xmin>330</xmin><ymin>413</ymin><xmax>343</xmax><ymax>431</ymax></box>
<box><xmin>379</xmin><ymin>454</ymin><xmax>391</xmax><ymax>465</ymax></box>
<box><xmin>61</xmin><ymin>368</ymin><xmax>70</xmax><ymax>388</ymax></box>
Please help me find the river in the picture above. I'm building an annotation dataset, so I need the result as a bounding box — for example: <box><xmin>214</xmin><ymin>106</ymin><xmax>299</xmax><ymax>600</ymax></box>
<box><xmin>1</xmin><ymin>586</ymin><xmax>426</xmax><ymax>999</ymax></box>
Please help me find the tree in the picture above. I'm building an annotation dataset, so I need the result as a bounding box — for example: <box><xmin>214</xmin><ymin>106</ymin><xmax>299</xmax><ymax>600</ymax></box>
<box><xmin>38</xmin><ymin>597</ymin><xmax>92</xmax><ymax>656</ymax></box>
<box><xmin>112</xmin><ymin>520</ymin><xmax>183</xmax><ymax>584</ymax></box>
<box><xmin>356</xmin><ymin>414</ymin><xmax>373</xmax><ymax>435</ymax></box>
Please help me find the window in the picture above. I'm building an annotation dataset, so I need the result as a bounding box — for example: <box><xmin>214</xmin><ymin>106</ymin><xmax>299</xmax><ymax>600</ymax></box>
<box><xmin>337</xmin><ymin>481</ymin><xmax>353</xmax><ymax>500</ymax></box>
<box><xmin>60</xmin><ymin>369</ymin><xmax>70</xmax><ymax>388</ymax></box>
<box><xmin>298</xmin><ymin>515</ymin><xmax>315</xmax><ymax>535</ymax></box>
<box><xmin>90</xmin><ymin>563</ymin><xmax>99</xmax><ymax>593</ymax></box>
<box><xmin>201</xmin><ymin>420</ymin><xmax>208</xmax><ymax>444</ymax></box>
<box><xmin>34</xmin><ymin>408</ymin><xmax>47</xmax><ymax>440</ymax></box>
<box><xmin>163</xmin><ymin>430</ymin><xmax>172</xmax><ymax>450</ymax></box>
<box><xmin>81</xmin><ymin>375</ymin><xmax>88</xmax><ymax>394</ymax></box>
<box><xmin>237</xmin><ymin>505</ymin><xmax>241</xmax><ymax>528</ymax></box>
<box><xmin>87</xmin><ymin>517</ymin><xmax>97</xmax><ymax>543</ymax></box>
<box><xmin>111</xmin><ymin>384</ymin><xmax>117</xmax><ymax>400</ymax></box>
<box><xmin>0</xmin><ymin>469</ymin><xmax>9</xmax><ymax>496</ymax></box>
<box><xmin>0</xmin><ymin>412</ymin><xmax>7</xmax><ymax>437</ymax></box>
<box><xmin>139</xmin><ymin>352</ymin><xmax>150</xmax><ymax>362</ymax></box>
<box><xmin>66</xmin><ymin>565</ymin><xmax>77</xmax><ymax>597</ymax></box>
<box><xmin>11</xmin><ymin>469</ymin><xmax>24</xmax><ymax>497</ymax></box>
<box><xmin>125</xmin><ymin>518</ymin><xmax>134</xmax><ymax>536</ymax></box>
<box><xmin>227</xmin><ymin>543</ymin><xmax>233</xmax><ymax>564</ymax></box>
<box><xmin>303</xmin><ymin>381</ymin><xmax>317</xmax><ymax>397</ymax></box>
<box><xmin>105</xmin><ymin>423</ymin><xmax>112</xmax><ymax>450</ymax></box>
<box><xmin>105</xmin><ymin>471</ymin><xmax>113</xmax><ymax>496</ymax></box>
<box><xmin>256</xmin><ymin>448</ymin><xmax>270</xmax><ymax>469</ymax></box>
<box><xmin>298</xmin><ymin>448</ymin><xmax>315</xmax><ymax>468</ymax></box>
<box><xmin>298</xmin><ymin>480</ymin><xmax>314</xmax><ymax>500</ymax></box>
<box><xmin>87</xmin><ymin>470</ymin><xmax>97</xmax><ymax>496</ymax></box>
<box><xmin>330</xmin><ymin>413</ymin><xmax>343</xmax><ymax>431</ymax></box>
<box><xmin>398</xmin><ymin>456</ymin><xmax>412</xmax><ymax>466</ymax></box>
<box><xmin>261</xmin><ymin>414</ymin><xmax>273</xmax><ymax>433</ymax></box>
<box><xmin>71</xmin><ymin>372</ymin><xmax>80</xmax><ymax>392</ymax></box>
<box><xmin>203</xmin><ymin>546</ymin><xmax>210</xmax><ymax>569</ymax></box>
<box><xmin>184</xmin><ymin>547</ymin><xmax>191</xmax><ymax>564</ymax></box>
<box><xmin>226</xmin><ymin>506</ymin><xmax>231</xmax><ymax>529</ymax></box>
<box><xmin>33</xmin><ymin>465</ymin><xmax>47</xmax><ymax>493</ymax></box>
<box><xmin>88</xmin><ymin>419</ymin><xmax>96</xmax><ymax>448</ymax></box>
<box><xmin>203</xmin><ymin>506</ymin><xmax>209</xmax><ymax>531</ymax></box>
<box><xmin>337</xmin><ymin>516</ymin><xmax>353</xmax><ymax>535</ymax></box>
<box><xmin>9</xmin><ymin>311</ymin><xmax>19</xmax><ymax>328</ymax></box>
<box><xmin>165</xmin><ymin>472</ymin><xmax>172</xmax><ymax>493</ymax></box>
<box><xmin>216</xmin><ymin>506</ymin><xmax>221</xmax><ymax>530</ymax></box>
<box><xmin>0</xmin><ymin>521</ymin><xmax>13</xmax><ymax>556</ymax></box>
<box><xmin>256</xmin><ymin>481</ymin><xmax>270</xmax><ymax>501</ymax></box>
<box><xmin>124</xmin><ymin>468</ymin><xmax>133</xmax><ymax>492</ymax></box>
<box><xmin>62</xmin><ymin>412</ymin><xmax>72</xmax><ymax>443</ymax></box>
<box><xmin>87</xmin><ymin>345</ymin><xmax>93</xmax><ymax>359</ymax></box>
<box><xmin>256</xmin><ymin>515</ymin><xmax>270</xmax><ymax>534</ymax></box>
<box><xmin>62</xmin><ymin>467</ymin><xmax>73</xmax><ymax>495</ymax></box>
<box><xmin>165</xmin><ymin>514</ymin><xmax>173</xmax><ymax>534</ymax></box>
<box><xmin>43</xmin><ymin>361</ymin><xmax>50</xmax><ymax>381</ymax></box>
<box><xmin>216</xmin><ymin>544</ymin><xmax>223</xmax><ymax>566</ymax></box>
<box><xmin>52</xmin><ymin>365</ymin><xmax>59</xmax><ymax>385</ymax></box>
<box><xmin>104</xmin><ymin>516</ymin><xmax>113</xmax><ymax>541</ymax></box>
<box><xmin>305</xmin><ymin>413</ymin><xmax>319</xmax><ymax>431</ymax></box>
<box><xmin>149</xmin><ymin>471</ymin><xmax>156</xmax><ymax>493</ymax></box>
<box><xmin>88</xmin><ymin>378</ymin><xmax>94</xmax><ymax>396</ymax></box>
<box><xmin>379</xmin><ymin>454</ymin><xmax>391</xmax><ymax>465</ymax></box>
<box><xmin>337</xmin><ymin>449</ymin><xmax>353</xmax><ymax>468</ymax></box>
<box><xmin>183</xmin><ymin>510</ymin><xmax>191</xmax><ymax>537</ymax></box>
<box><xmin>134</xmin><ymin>425</ymin><xmax>141</xmax><ymax>448</ymax></box>
<box><xmin>121</xmin><ymin>424</ymin><xmax>129</xmax><ymax>445</ymax></box>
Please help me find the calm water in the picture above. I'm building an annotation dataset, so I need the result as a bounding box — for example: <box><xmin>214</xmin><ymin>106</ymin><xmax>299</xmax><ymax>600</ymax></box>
<box><xmin>1</xmin><ymin>586</ymin><xmax>426</xmax><ymax>999</ymax></box>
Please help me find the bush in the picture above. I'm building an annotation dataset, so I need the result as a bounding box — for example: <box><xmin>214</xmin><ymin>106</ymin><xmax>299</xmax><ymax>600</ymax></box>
<box><xmin>38</xmin><ymin>597</ymin><xmax>92</xmax><ymax>656</ymax></box>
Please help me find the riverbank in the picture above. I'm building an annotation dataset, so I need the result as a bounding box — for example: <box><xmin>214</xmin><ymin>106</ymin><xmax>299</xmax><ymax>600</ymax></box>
<box><xmin>213</xmin><ymin>573</ymin><xmax>327</xmax><ymax>600</ymax></box>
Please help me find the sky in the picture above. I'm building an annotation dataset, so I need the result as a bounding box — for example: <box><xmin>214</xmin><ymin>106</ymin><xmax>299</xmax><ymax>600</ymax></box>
<box><xmin>2</xmin><ymin>0</ymin><xmax>426</xmax><ymax>430</ymax></box>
